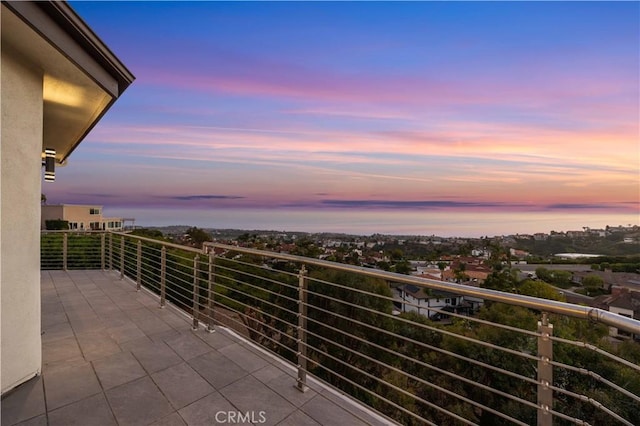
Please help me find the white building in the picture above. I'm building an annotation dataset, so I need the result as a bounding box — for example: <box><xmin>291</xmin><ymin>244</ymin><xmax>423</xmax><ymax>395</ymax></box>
<box><xmin>1</xmin><ymin>1</ymin><xmax>133</xmax><ymax>394</ymax></box>
<box><xmin>394</xmin><ymin>284</ymin><xmax>467</xmax><ymax>319</ymax></box>
<box><xmin>41</xmin><ymin>204</ymin><xmax>133</xmax><ymax>231</ymax></box>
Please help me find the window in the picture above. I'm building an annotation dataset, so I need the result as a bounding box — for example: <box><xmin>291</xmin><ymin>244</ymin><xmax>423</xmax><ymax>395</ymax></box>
<box><xmin>90</xmin><ymin>222</ymin><xmax>101</xmax><ymax>230</ymax></box>
<box><xmin>89</xmin><ymin>208</ymin><xmax>100</xmax><ymax>215</ymax></box>
<box><xmin>106</xmin><ymin>221</ymin><xmax>122</xmax><ymax>229</ymax></box>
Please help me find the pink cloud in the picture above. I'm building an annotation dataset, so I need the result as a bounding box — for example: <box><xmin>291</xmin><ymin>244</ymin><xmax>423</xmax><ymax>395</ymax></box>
<box><xmin>137</xmin><ymin>52</ymin><xmax>637</xmax><ymax>114</ymax></box>
<box><xmin>87</xmin><ymin>118</ymin><xmax>638</xmax><ymax>177</ymax></box>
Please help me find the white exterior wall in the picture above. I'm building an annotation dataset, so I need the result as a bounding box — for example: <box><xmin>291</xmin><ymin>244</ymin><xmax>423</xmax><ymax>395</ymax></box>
<box><xmin>396</xmin><ymin>290</ymin><xmax>456</xmax><ymax>317</ymax></box>
<box><xmin>40</xmin><ymin>204</ymin><xmax>64</xmax><ymax>228</ymax></box>
<box><xmin>42</xmin><ymin>205</ymin><xmax>124</xmax><ymax>231</ymax></box>
<box><xmin>43</xmin><ymin>204</ymin><xmax>101</xmax><ymax>230</ymax></box>
<box><xmin>103</xmin><ymin>217</ymin><xmax>123</xmax><ymax>231</ymax></box>
<box><xmin>1</xmin><ymin>49</ymin><xmax>43</xmax><ymax>393</ymax></box>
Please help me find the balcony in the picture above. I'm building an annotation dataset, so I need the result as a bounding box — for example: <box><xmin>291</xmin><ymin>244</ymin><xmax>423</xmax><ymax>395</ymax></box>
<box><xmin>3</xmin><ymin>231</ymin><xmax>640</xmax><ymax>425</ymax></box>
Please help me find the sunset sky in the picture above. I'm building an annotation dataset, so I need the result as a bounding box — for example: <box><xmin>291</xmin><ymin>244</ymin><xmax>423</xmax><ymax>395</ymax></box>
<box><xmin>49</xmin><ymin>1</ymin><xmax>639</xmax><ymax>236</ymax></box>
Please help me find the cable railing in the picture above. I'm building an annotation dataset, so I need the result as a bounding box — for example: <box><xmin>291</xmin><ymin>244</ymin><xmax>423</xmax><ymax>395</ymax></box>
<box><xmin>41</xmin><ymin>231</ymin><xmax>640</xmax><ymax>426</ymax></box>
<box><xmin>41</xmin><ymin>231</ymin><xmax>105</xmax><ymax>270</ymax></box>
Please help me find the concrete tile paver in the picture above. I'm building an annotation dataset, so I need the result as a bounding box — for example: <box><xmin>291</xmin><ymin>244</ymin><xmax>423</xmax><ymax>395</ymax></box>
<box><xmin>92</xmin><ymin>351</ymin><xmax>147</xmax><ymax>390</ymax></box>
<box><xmin>1</xmin><ymin>270</ymin><xmax>396</xmax><ymax>426</ymax></box>
<box><xmin>150</xmin><ymin>362</ymin><xmax>214</xmax><ymax>409</ymax></box>
<box><xmin>47</xmin><ymin>393</ymin><xmax>117</xmax><ymax>426</ymax></box>
<box><xmin>105</xmin><ymin>376</ymin><xmax>174</xmax><ymax>426</ymax></box>
<box><xmin>0</xmin><ymin>376</ymin><xmax>45</xmax><ymax>425</ymax></box>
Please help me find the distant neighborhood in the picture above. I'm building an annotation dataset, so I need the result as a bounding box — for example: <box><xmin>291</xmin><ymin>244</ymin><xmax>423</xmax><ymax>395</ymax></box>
<box><xmin>160</xmin><ymin>222</ymin><xmax>639</xmax><ymax>341</ymax></box>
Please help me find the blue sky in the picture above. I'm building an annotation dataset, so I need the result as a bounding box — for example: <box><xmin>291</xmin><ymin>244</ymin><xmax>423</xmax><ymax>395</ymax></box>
<box><xmin>46</xmin><ymin>1</ymin><xmax>639</xmax><ymax>236</ymax></box>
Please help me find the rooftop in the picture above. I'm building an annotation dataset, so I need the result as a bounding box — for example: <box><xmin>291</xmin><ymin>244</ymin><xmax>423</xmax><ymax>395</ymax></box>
<box><xmin>1</xmin><ymin>269</ymin><xmax>393</xmax><ymax>426</ymax></box>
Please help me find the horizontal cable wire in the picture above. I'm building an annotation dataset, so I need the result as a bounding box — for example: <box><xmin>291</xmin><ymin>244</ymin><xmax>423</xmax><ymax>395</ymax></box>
<box><xmin>207</xmin><ymin>289</ymin><xmax>298</xmax><ymax>333</ymax></box>
<box><xmin>305</xmin><ymin>286</ymin><xmax>541</xmax><ymax>363</ymax></box>
<box><xmin>304</xmin><ymin>313</ymin><xmax>538</xmax><ymax>422</ymax></box>
<box><xmin>308</xmin><ymin>357</ymin><xmax>440</xmax><ymax>426</ymax></box>
<box><xmin>551</xmin><ymin>336</ymin><xmax>640</xmax><ymax>373</ymax></box>
<box><xmin>311</xmin><ymin>274</ymin><xmax>542</xmax><ymax>337</ymax></box>
<box><xmin>300</xmin><ymin>333</ymin><xmax>481</xmax><ymax>426</ymax></box>
<box><xmin>548</xmin><ymin>384</ymin><xmax>632</xmax><ymax>426</ymax></box>
<box><xmin>217</xmin><ymin>256</ymin><xmax>301</xmax><ymax>281</ymax></box>
<box><xmin>203</xmin><ymin>301</ymin><xmax>298</xmax><ymax>359</ymax></box>
<box><xmin>213</xmin><ymin>262</ymin><xmax>299</xmax><ymax>293</ymax></box>
<box><xmin>305</xmin><ymin>299</ymin><xmax>539</xmax><ymax>387</ymax></box>
<box><xmin>549</xmin><ymin>361</ymin><xmax>640</xmax><ymax>404</ymax></box>
<box><xmin>208</xmin><ymin>276</ymin><xmax>300</xmax><ymax>319</ymax></box>
<box><xmin>546</xmin><ymin>408</ymin><xmax>590</xmax><ymax>426</ymax></box>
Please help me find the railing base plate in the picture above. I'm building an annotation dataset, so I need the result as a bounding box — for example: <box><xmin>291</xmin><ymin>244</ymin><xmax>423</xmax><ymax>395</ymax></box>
<box><xmin>294</xmin><ymin>384</ymin><xmax>309</xmax><ymax>393</ymax></box>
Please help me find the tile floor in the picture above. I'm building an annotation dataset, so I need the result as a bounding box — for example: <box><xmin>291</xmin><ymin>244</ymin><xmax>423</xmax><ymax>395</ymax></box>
<box><xmin>1</xmin><ymin>270</ymin><xmax>396</xmax><ymax>426</ymax></box>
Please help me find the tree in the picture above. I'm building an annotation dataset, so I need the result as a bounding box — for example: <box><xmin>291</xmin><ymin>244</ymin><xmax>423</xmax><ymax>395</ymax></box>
<box><xmin>292</xmin><ymin>237</ymin><xmax>322</xmax><ymax>258</ymax></box>
<box><xmin>483</xmin><ymin>268</ymin><xmax>518</xmax><ymax>292</ymax></box>
<box><xmin>132</xmin><ymin>228</ymin><xmax>165</xmax><ymax>240</ymax></box>
<box><xmin>487</xmin><ymin>240</ymin><xmax>510</xmax><ymax>270</ymax></box>
<box><xmin>551</xmin><ymin>270</ymin><xmax>572</xmax><ymax>288</ymax></box>
<box><xmin>581</xmin><ymin>275</ymin><xmax>606</xmax><ymax>296</ymax></box>
<box><xmin>394</xmin><ymin>260</ymin><xmax>411</xmax><ymax>275</ymax></box>
<box><xmin>457</xmin><ymin>242</ymin><xmax>473</xmax><ymax>256</ymax></box>
<box><xmin>453</xmin><ymin>262</ymin><xmax>469</xmax><ymax>283</ymax></box>
<box><xmin>346</xmin><ymin>251</ymin><xmax>361</xmax><ymax>266</ymax></box>
<box><xmin>45</xmin><ymin>219</ymin><xmax>69</xmax><ymax>230</ymax></box>
<box><xmin>582</xmin><ymin>275</ymin><xmax>604</xmax><ymax>290</ymax></box>
<box><xmin>518</xmin><ymin>280</ymin><xmax>565</xmax><ymax>301</ymax></box>
<box><xmin>389</xmin><ymin>248</ymin><xmax>404</xmax><ymax>261</ymax></box>
<box><xmin>186</xmin><ymin>227</ymin><xmax>211</xmax><ymax>248</ymax></box>
<box><xmin>536</xmin><ymin>267</ymin><xmax>573</xmax><ymax>289</ymax></box>
<box><xmin>377</xmin><ymin>261</ymin><xmax>391</xmax><ymax>271</ymax></box>
<box><xmin>535</xmin><ymin>267</ymin><xmax>553</xmax><ymax>282</ymax></box>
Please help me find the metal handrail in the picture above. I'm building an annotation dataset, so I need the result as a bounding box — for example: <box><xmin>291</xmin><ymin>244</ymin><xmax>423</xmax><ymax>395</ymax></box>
<box><xmin>201</xmin><ymin>242</ymin><xmax>640</xmax><ymax>335</ymax></box>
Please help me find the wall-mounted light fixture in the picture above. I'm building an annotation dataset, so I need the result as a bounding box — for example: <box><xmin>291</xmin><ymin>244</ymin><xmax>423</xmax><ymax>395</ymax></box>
<box><xmin>43</xmin><ymin>148</ymin><xmax>56</xmax><ymax>182</ymax></box>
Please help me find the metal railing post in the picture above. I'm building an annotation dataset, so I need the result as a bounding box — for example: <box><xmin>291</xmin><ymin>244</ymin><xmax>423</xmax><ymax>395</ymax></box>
<box><xmin>207</xmin><ymin>254</ymin><xmax>215</xmax><ymax>333</ymax></box>
<box><xmin>100</xmin><ymin>233</ymin><xmax>105</xmax><ymax>270</ymax></box>
<box><xmin>108</xmin><ymin>233</ymin><xmax>113</xmax><ymax>270</ymax></box>
<box><xmin>136</xmin><ymin>240</ymin><xmax>142</xmax><ymax>291</ymax></box>
<box><xmin>537</xmin><ymin>312</ymin><xmax>553</xmax><ymax>426</ymax></box>
<box><xmin>296</xmin><ymin>265</ymin><xmax>309</xmax><ymax>392</ymax></box>
<box><xmin>160</xmin><ymin>246</ymin><xmax>166</xmax><ymax>308</ymax></box>
<box><xmin>192</xmin><ymin>255</ymin><xmax>200</xmax><ymax>330</ymax></box>
<box><xmin>120</xmin><ymin>236</ymin><xmax>125</xmax><ymax>279</ymax></box>
<box><xmin>62</xmin><ymin>232</ymin><xmax>68</xmax><ymax>271</ymax></box>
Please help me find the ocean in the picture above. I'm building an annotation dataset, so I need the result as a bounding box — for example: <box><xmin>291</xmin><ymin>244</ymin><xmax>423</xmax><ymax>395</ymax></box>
<box><xmin>106</xmin><ymin>207</ymin><xmax>640</xmax><ymax>238</ymax></box>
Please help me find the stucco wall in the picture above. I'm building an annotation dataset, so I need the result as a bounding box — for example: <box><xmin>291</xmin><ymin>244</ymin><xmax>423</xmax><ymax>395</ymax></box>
<box><xmin>62</xmin><ymin>205</ymin><xmax>102</xmax><ymax>230</ymax></box>
<box><xmin>1</xmin><ymin>48</ymin><xmax>44</xmax><ymax>393</ymax></box>
<box><xmin>40</xmin><ymin>205</ymin><xmax>65</xmax><ymax>228</ymax></box>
